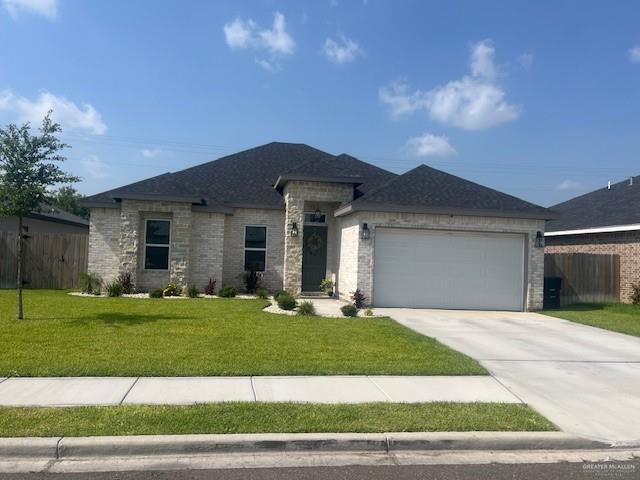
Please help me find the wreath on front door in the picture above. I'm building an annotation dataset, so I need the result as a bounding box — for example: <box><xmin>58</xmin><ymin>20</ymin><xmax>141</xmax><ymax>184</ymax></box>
<box><xmin>306</xmin><ymin>232</ymin><xmax>323</xmax><ymax>254</ymax></box>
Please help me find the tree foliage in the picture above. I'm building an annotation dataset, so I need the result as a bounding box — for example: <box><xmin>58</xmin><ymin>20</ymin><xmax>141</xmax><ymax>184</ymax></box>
<box><xmin>49</xmin><ymin>185</ymin><xmax>89</xmax><ymax>219</ymax></box>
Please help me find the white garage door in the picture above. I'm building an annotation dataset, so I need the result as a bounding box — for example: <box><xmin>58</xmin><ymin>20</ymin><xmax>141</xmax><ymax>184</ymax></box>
<box><xmin>373</xmin><ymin>228</ymin><xmax>525</xmax><ymax>311</ymax></box>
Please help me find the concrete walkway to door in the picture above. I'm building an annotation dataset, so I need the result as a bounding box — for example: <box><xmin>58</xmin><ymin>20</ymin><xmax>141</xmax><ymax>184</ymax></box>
<box><xmin>375</xmin><ymin>308</ymin><xmax>640</xmax><ymax>446</ymax></box>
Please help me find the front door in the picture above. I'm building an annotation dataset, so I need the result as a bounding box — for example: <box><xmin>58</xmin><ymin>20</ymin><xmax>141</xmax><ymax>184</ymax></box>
<box><xmin>302</xmin><ymin>225</ymin><xmax>328</xmax><ymax>292</ymax></box>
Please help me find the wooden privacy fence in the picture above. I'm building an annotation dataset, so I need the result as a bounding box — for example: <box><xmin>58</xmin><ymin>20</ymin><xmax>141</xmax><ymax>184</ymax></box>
<box><xmin>544</xmin><ymin>253</ymin><xmax>620</xmax><ymax>306</ymax></box>
<box><xmin>0</xmin><ymin>232</ymin><xmax>88</xmax><ymax>289</ymax></box>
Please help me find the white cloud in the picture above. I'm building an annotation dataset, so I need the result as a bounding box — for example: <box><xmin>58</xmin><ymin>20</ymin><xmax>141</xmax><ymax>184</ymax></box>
<box><xmin>2</xmin><ymin>0</ymin><xmax>56</xmax><ymax>19</ymax></box>
<box><xmin>629</xmin><ymin>46</ymin><xmax>640</xmax><ymax>64</ymax></box>
<box><xmin>323</xmin><ymin>35</ymin><xmax>363</xmax><ymax>64</ymax></box>
<box><xmin>224</xmin><ymin>12</ymin><xmax>294</xmax><ymax>70</ymax></box>
<box><xmin>141</xmin><ymin>147</ymin><xmax>162</xmax><ymax>158</ymax></box>
<box><xmin>556</xmin><ymin>179</ymin><xmax>582</xmax><ymax>191</ymax></box>
<box><xmin>379</xmin><ymin>40</ymin><xmax>520</xmax><ymax>130</ymax></box>
<box><xmin>517</xmin><ymin>53</ymin><xmax>534</xmax><ymax>70</ymax></box>
<box><xmin>81</xmin><ymin>155</ymin><xmax>110</xmax><ymax>179</ymax></box>
<box><xmin>0</xmin><ymin>89</ymin><xmax>107</xmax><ymax>135</ymax></box>
<box><xmin>405</xmin><ymin>133</ymin><xmax>456</xmax><ymax>158</ymax></box>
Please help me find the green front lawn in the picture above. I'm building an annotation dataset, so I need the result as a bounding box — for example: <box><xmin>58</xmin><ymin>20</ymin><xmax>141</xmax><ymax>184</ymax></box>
<box><xmin>0</xmin><ymin>403</ymin><xmax>554</xmax><ymax>437</ymax></box>
<box><xmin>544</xmin><ymin>303</ymin><xmax>640</xmax><ymax>337</ymax></box>
<box><xmin>0</xmin><ymin>290</ymin><xmax>485</xmax><ymax>376</ymax></box>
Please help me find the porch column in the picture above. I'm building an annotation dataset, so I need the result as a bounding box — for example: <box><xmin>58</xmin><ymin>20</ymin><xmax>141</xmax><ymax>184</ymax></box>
<box><xmin>283</xmin><ymin>189</ymin><xmax>304</xmax><ymax>295</ymax></box>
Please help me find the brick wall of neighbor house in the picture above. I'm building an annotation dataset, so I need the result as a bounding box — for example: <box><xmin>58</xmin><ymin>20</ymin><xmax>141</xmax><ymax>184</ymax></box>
<box><xmin>337</xmin><ymin>211</ymin><xmax>545</xmax><ymax>311</ymax></box>
<box><xmin>88</xmin><ymin>208</ymin><xmax>121</xmax><ymax>284</ymax></box>
<box><xmin>190</xmin><ymin>211</ymin><xmax>225</xmax><ymax>292</ymax></box>
<box><xmin>545</xmin><ymin>231</ymin><xmax>640</xmax><ymax>302</ymax></box>
<box><xmin>222</xmin><ymin>208</ymin><xmax>285</xmax><ymax>293</ymax></box>
<box><xmin>283</xmin><ymin>181</ymin><xmax>354</xmax><ymax>294</ymax></box>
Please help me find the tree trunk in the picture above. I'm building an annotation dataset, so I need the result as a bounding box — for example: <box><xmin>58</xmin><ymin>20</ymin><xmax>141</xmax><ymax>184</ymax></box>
<box><xmin>17</xmin><ymin>215</ymin><xmax>24</xmax><ymax>320</ymax></box>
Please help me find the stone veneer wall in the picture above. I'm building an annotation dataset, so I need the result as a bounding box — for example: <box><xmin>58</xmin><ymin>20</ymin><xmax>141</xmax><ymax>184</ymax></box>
<box><xmin>336</xmin><ymin>211</ymin><xmax>545</xmax><ymax>311</ymax></box>
<box><xmin>545</xmin><ymin>231</ymin><xmax>640</xmax><ymax>302</ymax></box>
<box><xmin>282</xmin><ymin>181</ymin><xmax>354</xmax><ymax>295</ymax></box>
<box><xmin>87</xmin><ymin>207</ymin><xmax>121</xmax><ymax>284</ymax></box>
<box><xmin>222</xmin><ymin>207</ymin><xmax>285</xmax><ymax>293</ymax></box>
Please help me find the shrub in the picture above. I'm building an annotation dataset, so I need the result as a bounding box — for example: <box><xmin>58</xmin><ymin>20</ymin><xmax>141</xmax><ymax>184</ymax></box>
<box><xmin>187</xmin><ymin>285</ymin><xmax>199</xmax><ymax>298</ymax></box>
<box><xmin>297</xmin><ymin>300</ymin><xmax>316</xmax><ymax>316</ymax></box>
<box><xmin>319</xmin><ymin>278</ymin><xmax>334</xmax><ymax>296</ymax></box>
<box><xmin>106</xmin><ymin>282</ymin><xmax>123</xmax><ymax>297</ymax></box>
<box><xmin>204</xmin><ymin>278</ymin><xmax>217</xmax><ymax>296</ymax></box>
<box><xmin>351</xmin><ymin>289</ymin><xmax>366</xmax><ymax>309</ymax></box>
<box><xmin>243</xmin><ymin>268</ymin><xmax>261</xmax><ymax>294</ymax></box>
<box><xmin>116</xmin><ymin>271</ymin><xmax>135</xmax><ymax>294</ymax></box>
<box><xmin>273</xmin><ymin>290</ymin><xmax>288</xmax><ymax>301</ymax></box>
<box><xmin>163</xmin><ymin>282</ymin><xmax>181</xmax><ymax>297</ymax></box>
<box><xmin>79</xmin><ymin>272</ymin><xmax>102</xmax><ymax>295</ymax></box>
<box><xmin>256</xmin><ymin>288</ymin><xmax>269</xmax><ymax>299</ymax></box>
<box><xmin>364</xmin><ymin>308</ymin><xmax>374</xmax><ymax>317</ymax></box>
<box><xmin>149</xmin><ymin>289</ymin><xmax>163</xmax><ymax>298</ymax></box>
<box><xmin>218</xmin><ymin>286</ymin><xmax>237</xmax><ymax>298</ymax></box>
<box><xmin>277</xmin><ymin>293</ymin><xmax>297</xmax><ymax>311</ymax></box>
<box><xmin>341</xmin><ymin>304</ymin><xmax>358</xmax><ymax>317</ymax></box>
<box><xmin>632</xmin><ymin>283</ymin><xmax>640</xmax><ymax>305</ymax></box>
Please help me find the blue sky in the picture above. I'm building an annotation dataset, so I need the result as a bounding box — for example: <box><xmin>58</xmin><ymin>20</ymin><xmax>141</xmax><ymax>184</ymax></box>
<box><xmin>1</xmin><ymin>0</ymin><xmax>639</xmax><ymax>206</ymax></box>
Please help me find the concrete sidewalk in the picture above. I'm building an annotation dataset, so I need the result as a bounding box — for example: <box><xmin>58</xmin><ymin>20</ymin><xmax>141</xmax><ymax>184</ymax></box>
<box><xmin>0</xmin><ymin>375</ymin><xmax>520</xmax><ymax>407</ymax></box>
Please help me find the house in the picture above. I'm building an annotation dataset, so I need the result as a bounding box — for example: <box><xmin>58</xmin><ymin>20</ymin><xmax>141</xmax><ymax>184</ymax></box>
<box><xmin>545</xmin><ymin>176</ymin><xmax>640</xmax><ymax>303</ymax></box>
<box><xmin>0</xmin><ymin>206</ymin><xmax>89</xmax><ymax>235</ymax></box>
<box><xmin>81</xmin><ymin>142</ymin><xmax>551</xmax><ymax>311</ymax></box>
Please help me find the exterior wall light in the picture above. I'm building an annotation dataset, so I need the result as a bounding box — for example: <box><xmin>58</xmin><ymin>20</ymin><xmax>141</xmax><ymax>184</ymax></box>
<box><xmin>361</xmin><ymin>223</ymin><xmax>371</xmax><ymax>240</ymax></box>
<box><xmin>535</xmin><ymin>231</ymin><xmax>544</xmax><ymax>248</ymax></box>
<box><xmin>313</xmin><ymin>209</ymin><xmax>322</xmax><ymax>222</ymax></box>
<box><xmin>288</xmin><ymin>222</ymin><xmax>299</xmax><ymax>237</ymax></box>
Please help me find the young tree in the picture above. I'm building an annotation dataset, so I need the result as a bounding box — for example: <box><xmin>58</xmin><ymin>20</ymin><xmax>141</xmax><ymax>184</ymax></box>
<box><xmin>0</xmin><ymin>112</ymin><xmax>78</xmax><ymax>319</ymax></box>
<box><xmin>50</xmin><ymin>185</ymin><xmax>89</xmax><ymax>219</ymax></box>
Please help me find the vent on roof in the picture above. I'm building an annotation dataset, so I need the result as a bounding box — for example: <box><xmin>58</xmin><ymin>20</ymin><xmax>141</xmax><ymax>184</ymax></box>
<box><xmin>607</xmin><ymin>181</ymin><xmax>611</xmax><ymax>190</ymax></box>
<box><xmin>630</xmin><ymin>177</ymin><xmax>634</xmax><ymax>186</ymax></box>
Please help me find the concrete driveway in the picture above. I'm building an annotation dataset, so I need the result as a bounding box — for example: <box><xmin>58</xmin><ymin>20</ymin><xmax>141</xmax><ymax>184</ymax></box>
<box><xmin>375</xmin><ymin>308</ymin><xmax>640</xmax><ymax>445</ymax></box>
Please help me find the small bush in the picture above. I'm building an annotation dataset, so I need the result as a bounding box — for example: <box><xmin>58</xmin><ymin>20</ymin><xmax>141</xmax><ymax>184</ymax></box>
<box><xmin>204</xmin><ymin>278</ymin><xmax>217</xmax><ymax>296</ymax></box>
<box><xmin>116</xmin><ymin>271</ymin><xmax>135</xmax><ymax>294</ymax></box>
<box><xmin>351</xmin><ymin>289</ymin><xmax>366</xmax><ymax>309</ymax></box>
<box><xmin>106</xmin><ymin>282</ymin><xmax>123</xmax><ymax>297</ymax></box>
<box><xmin>243</xmin><ymin>268</ymin><xmax>261</xmax><ymax>294</ymax></box>
<box><xmin>364</xmin><ymin>308</ymin><xmax>374</xmax><ymax>317</ymax></box>
<box><xmin>297</xmin><ymin>300</ymin><xmax>316</xmax><ymax>316</ymax></box>
<box><xmin>256</xmin><ymin>288</ymin><xmax>269</xmax><ymax>299</ymax></box>
<box><xmin>187</xmin><ymin>285</ymin><xmax>199</xmax><ymax>298</ymax></box>
<box><xmin>79</xmin><ymin>272</ymin><xmax>102</xmax><ymax>295</ymax></box>
<box><xmin>273</xmin><ymin>290</ymin><xmax>288</xmax><ymax>301</ymax></box>
<box><xmin>149</xmin><ymin>289</ymin><xmax>163</xmax><ymax>298</ymax></box>
<box><xmin>163</xmin><ymin>283</ymin><xmax>181</xmax><ymax>297</ymax></box>
<box><xmin>218</xmin><ymin>286</ymin><xmax>237</xmax><ymax>298</ymax></box>
<box><xmin>341</xmin><ymin>304</ymin><xmax>358</xmax><ymax>317</ymax></box>
<box><xmin>277</xmin><ymin>293</ymin><xmax>297</xmax><ymax>311</ymax></box>
<box><xmin>632</xmin><ymin>284</ymin><xmax>640</xmax><ymax>305</ymax></box>
<box><xmin>319</xmin><ymin>278</ymin><xmax>334</xmax><ymax>296</ymax></box>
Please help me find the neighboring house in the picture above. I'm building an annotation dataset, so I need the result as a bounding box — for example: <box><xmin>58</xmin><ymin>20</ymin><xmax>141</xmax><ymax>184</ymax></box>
<box><xmin>81</xmin><ymin>142</ymin><xmax>551</xmax><ymax>311</ymax></box>
<box><xmin>545</xmin><ymin>176</ymin><xmax>640</xmax><ymax>303</ymax></box>
<box><xmin>0</xmin><ymin>206</ymin><xmax>89</xmax><ymax>235</ymax></box>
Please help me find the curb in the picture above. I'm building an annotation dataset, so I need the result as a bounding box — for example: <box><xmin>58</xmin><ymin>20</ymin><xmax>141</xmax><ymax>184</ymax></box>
<box><xmin>0</xmin><ymin>432</ymin><xmax>613</xmax><ymax>459</ymax></box>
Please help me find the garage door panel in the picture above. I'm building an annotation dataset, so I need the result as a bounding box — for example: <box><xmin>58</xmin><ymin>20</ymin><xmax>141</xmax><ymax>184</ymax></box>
<box><xmin>373</xmin><ymin>228</ymin><xmax>524</xmax><ymax>311</ymax></box>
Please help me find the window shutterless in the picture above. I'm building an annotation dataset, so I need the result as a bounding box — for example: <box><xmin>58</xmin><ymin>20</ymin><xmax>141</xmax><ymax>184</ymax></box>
<box><xmin>244</xmin><ymin>226</ymin><xmax>266</xmax><ymax>272</ymax></box>
<box><xmin>144</xmin><ymin>219</ymin><xmax>170</xmax><ymax>270</ymax></box>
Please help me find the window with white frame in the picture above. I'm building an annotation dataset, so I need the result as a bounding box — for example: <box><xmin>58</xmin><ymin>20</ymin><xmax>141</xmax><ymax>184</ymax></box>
<box><xmin>244</xmin><ymin>226</ymin><xmax>266</xmax><ymax>272</ymax></box>
<box><xmin>144</xmin><ymin>219</ymin><xmax>171</xmax><ymax>270</ymax></box>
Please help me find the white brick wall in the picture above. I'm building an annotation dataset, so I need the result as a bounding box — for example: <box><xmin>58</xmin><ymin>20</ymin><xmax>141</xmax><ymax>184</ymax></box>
<box><xmin>88</xmin><ymin>208</ymin><xmax>121</xmax><ymax>284</ymax></box>
<box><xmin>222</xmin><ymin>208</ymin><xmax>285</xmax><ymax>292</ymax></box>
<box><xmin>336</xmin><ymin>211</ymin><xmax>545</xmax><ymax>311</ymax></box>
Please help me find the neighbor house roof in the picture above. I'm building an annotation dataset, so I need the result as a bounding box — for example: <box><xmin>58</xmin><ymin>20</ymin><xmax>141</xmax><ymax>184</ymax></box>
<box><xmin>335</xmin><ymin>164</ymin><xmax>552</xmax><ymax>220</ymax></box>
<box><xmin>82</xmin><ymin>142</ymin><xmax>396</xmax><ymax>210</ymax></box>
<box><xmin>546</xmin><ymin>176</ymin><xmax>640</xmax><ymax>234</ymax></box>
<box><xmin>28</xmin><ymin>205</ymin><xmax>89</xmax><ymax>228</ymax></box>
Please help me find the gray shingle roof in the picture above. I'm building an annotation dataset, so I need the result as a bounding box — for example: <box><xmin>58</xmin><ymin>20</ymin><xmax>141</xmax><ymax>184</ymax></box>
<box><xmin>546</xmin><ymin>176</ymin><xmax>640</xmax><ymax>232</ymax></box>
<box><xmin>83</xmin><ymin>142</ymin><xmax>396</xmax><ymax>208</ymax></box>
<box><xmin>341</xmin><ymin>164</ymin><xmax>550</xmax><ymax>218</ymax></box>
<box><xmin>31</xmin><ymin>205</ymin><xmax>89</xmax><ymax>227</ymax></box>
